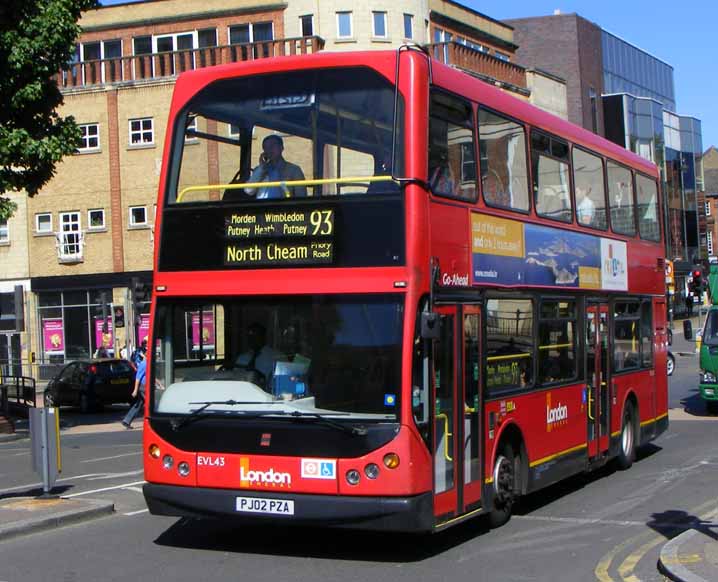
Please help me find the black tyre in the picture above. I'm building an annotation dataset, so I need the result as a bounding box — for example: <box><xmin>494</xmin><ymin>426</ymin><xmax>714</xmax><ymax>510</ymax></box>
<box><xmin>616</xmin><ymin>402</ymin><xmax>636</xmax><ymax>470</ymax></box>
<box><xmin>706</xmin><ymin>400</ymin><xmax>718</xmax><ymax>415</ymax></box>
<box><xmin>488</xmin><ymin>443</ymin><xmax>518</xmax><ymax>528</ymax></box>
<box><xmin>666</xmin><ymin>352</ymin><xmax>675</xmax><ymax>376</ymax></box>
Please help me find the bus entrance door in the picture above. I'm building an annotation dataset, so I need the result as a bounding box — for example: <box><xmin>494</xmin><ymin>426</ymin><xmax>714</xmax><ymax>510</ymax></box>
<box><xmin>586</xmin><ymin>302</ymin><xmax>610</xmax><ymax>459</ymax></box>
<box><xmin>431</xmin><ymin>306</ymin><xmax>482</xmax><ymax>524</ymax></box>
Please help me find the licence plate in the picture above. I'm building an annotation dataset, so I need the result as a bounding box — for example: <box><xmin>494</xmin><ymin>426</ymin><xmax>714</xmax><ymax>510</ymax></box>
<box><xmin>111</xmin><ymin>378</ymin><xmax>129</xmax><ymax>384</ymax></box>
<box><xmin>236</xmin><ymin>496</ymin><xmax>294</xmax><ymax>515</ymax></box>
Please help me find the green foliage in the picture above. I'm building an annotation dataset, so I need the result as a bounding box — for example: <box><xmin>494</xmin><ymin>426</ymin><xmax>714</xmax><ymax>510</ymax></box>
<box><xmin>0</xmin><ymin>0</ymin><xmax>99</xmax><ymax>217</ymax></box>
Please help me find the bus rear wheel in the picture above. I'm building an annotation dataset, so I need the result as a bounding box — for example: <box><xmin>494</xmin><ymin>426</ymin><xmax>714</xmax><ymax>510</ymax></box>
<box><xmin>488</xmin><ymin>444</ymin><xmax>518</xmax><ymax>528</ymax></box>
<box><xmin>617</xmin><ymin>402</ymin><xmax>636</xmax><ymax>470</ymax></box>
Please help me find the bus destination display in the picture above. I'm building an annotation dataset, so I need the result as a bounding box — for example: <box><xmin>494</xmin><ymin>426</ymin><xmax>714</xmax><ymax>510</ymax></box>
<box><xmin>224</xmin><ymin>208</ymin><xmax>334</xmax><ymax>267</ymax></box>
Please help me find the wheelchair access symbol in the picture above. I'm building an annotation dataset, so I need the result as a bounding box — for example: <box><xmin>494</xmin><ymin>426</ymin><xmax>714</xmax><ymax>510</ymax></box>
<box><xmin>301</xmin><ymin>458</ymin><xmax>336</xmax><ymax>480</ymax></box>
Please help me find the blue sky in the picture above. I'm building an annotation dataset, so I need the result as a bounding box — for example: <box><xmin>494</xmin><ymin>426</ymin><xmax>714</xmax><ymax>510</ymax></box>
<box><xmin>98</xmin><ymin>0</ymin><xmax>716</xmax><ymax>149</ymax></box>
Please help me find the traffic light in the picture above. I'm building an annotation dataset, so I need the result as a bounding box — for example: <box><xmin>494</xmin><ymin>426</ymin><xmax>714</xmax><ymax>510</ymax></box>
<box><xmin>131</xmin><ymin>277</ymin><xmax>151</xmax><ymax>323</ymax></box>
<box><xmin>691</xmin><ymin>269</ymin><xmax>704</xmax><ymax>296</ymax></box>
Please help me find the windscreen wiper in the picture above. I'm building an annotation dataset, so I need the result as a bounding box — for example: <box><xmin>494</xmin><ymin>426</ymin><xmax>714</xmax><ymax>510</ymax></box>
<box><xmin>169</xmin><ymin>399</ymin><xmax>284</xmax><ymax>431</ymax></box>
<box><xmin>285</xmin><ymin>411</ymin><xmax>368</xmax><ymax>436</ymax></box>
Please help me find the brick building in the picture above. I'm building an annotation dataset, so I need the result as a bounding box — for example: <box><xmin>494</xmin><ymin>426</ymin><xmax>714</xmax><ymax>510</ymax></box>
<box><xmin>0</xmin><ymin>0</ymin><xmax>567</xmax><ymax>379</ymax></box>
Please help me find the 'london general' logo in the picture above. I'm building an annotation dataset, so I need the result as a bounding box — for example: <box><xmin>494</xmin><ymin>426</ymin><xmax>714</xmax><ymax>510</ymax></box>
<box><xmin>239</xmin><ymin>458</ymin><xmax>292</xmax><ymax>489</ymax></box>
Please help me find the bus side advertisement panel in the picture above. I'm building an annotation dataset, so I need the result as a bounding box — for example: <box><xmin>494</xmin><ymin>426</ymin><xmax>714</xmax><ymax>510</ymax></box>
<box><xmin>471</xmin><ymin>214</ymin><xmax>627</xmax><ymax>292</ymax></box>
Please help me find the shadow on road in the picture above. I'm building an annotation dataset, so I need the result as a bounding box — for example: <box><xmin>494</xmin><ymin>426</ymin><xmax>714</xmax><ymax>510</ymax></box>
<box><xmin>154</xmin><ymin>515</ymin><xmax>491</xmax><ymax>562</ymax></box>
<box><xmin>648</xmin><ymin>509</ymin><xmax>718</xmax><ymax>542</ymax></box>
<box><xmin>679</xmin><ymin>390</ymin><xmax>717</xmax><ymax>417</ymax></box>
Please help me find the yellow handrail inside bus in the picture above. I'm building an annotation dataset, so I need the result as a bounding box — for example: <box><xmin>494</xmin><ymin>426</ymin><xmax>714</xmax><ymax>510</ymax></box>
<box><xmin>435</xmin><ymin>413</ymin><xmax>453</xmax><ymax>462</ymax></box>
<box><xmin>538</xmin><ymin>343</ymin><xmax>572</xmax><ymax>350</ymax></box>
<box><xmin>486</xmin><ymin>352</ymin><xmax>531</xmax><ymax>362</ymax></box>
<box><xmin>176</xmin><ymin>175</ymin><xmax>397</xmax><ymax>203</ymax></box>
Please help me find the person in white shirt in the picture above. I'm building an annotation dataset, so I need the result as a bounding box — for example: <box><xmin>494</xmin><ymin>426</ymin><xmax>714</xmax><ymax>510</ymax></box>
<box><xmin>235</xmin><ymin>323</ymin><xmax>285</xmax><ymax>382</ymax></box>
<box><xmin>576</xmin><ymin>186</ymin><xmax>596</xmax><ymax>226</ymax></box>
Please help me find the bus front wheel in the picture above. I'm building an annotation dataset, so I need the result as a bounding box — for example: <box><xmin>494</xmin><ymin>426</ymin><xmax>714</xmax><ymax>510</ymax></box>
<box><xmin>488</xmin><ymin>444</ymin><xmax>518</xmax><ymax>528</ymax></box>
<box><xmin>617</xmin><ymin>402</ymin><xmax>636</xmax><ymax>470</ymax></box>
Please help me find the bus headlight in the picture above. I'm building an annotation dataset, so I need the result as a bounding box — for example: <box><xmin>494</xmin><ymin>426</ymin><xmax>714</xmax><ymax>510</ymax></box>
<box><xmin>364</xmin><ymin>463</ymin><xmax>380</xmax><ymax>480</ymax></box>
<box><xmin>162</xmin><ymin>455</ymin><xmax>174</xmax><ymax>470</ymax></box>
<box><xmin>149</xmin><ymin>444</ymin><xmax>161</xmax><ymax>459</ymax></box>
<box><xmin>346</xmin><ymin>469</ymin><xmax>361</xmax><ymax>485</ymax></box>
<box><xmin>178</xmin><ymin>461</ymin><xmax>191</xmax><ymax>477</ymax></box>
<box><xmin>702</xmin><ymin>371</ymin><xmax>716</xmax><ymax>383</ymax></box>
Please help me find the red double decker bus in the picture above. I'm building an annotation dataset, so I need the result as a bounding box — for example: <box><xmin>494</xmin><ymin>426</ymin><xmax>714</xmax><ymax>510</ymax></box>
<box><xmin>142</xmin><ymin>47</ymin><xmax>667</xmax><ymax>532</ymax></box>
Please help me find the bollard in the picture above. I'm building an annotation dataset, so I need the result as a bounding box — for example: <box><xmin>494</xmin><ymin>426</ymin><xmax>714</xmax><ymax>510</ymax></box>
<box><xmin>29</xmin><ymin>407</ymin><xmax>62</xmax><ymax>498</ymax></box>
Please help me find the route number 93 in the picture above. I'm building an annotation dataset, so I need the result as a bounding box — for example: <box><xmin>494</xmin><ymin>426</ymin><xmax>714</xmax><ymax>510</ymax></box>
<box><xmin>310</xmin><ymin>210</ymin><xmax>333</xmax><ymax>236</ymax></box>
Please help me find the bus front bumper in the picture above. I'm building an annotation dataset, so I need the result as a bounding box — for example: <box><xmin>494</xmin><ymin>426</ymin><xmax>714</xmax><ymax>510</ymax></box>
<box><xmin>143</xmin><ymin>483</ymin><xmax>434</xmax><ymax>532</ymax></box>
<box><xmin>699</xmin><ymin>383</ymin><xmax>718</xmax><ymax>401</ymax></box>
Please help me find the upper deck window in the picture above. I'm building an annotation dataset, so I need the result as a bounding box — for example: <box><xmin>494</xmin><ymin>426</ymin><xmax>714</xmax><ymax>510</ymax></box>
<box><xmin>168</xmin><ymin>67</ymin><xmax>403</xmax><ymax>204</ymax></box>
<box><xmin>478</xmin><ymin>109</ymin><xmax>528</xmax><ymax>211</ymax></box>
<box><xmin>532</xmin><ymin>131</ymin><xmax>572</xmax><ymax>223</ymax></box>
<box><xmin>636</xmin><ymin>174</ymin><xmax>660</xmax><ymax>242</ymax></box>
<box><xmin>607</xmin><ymin>161</ymin><xmax>636</xmax><ymax>236</ymax></box>
<box><xmin>572</xmin><ymin>148</ymin><xmax>607</xmax><ymax>229</ymax></box>
<box><xmin>428</xmin><ymin>91</ymin><xmax>476</xmax><ymax>202</ymax></box>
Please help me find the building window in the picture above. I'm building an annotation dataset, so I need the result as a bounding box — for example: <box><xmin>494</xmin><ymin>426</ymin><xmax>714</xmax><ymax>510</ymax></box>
<box><xmin>403</xmin><ymin>14</ymin><xmax>414</xmax><ymax>39</ymax></box>
<box><xmin>706</xmin><ymin>201</ymin><xmax>712</xmax><ymax>216</ymax></box>
<box><xmin>129</xmin><ymin>206</ymin><xmax>148</xmax><ymax>227</ymax></box>
<box><xmin>708</xmin><ymin>231</ymin><xmax>714</xmax><ymax>256</ymax></box>
<box><xmin>133</xmin><ymin>36</ymin><xmax>152</xmax><ymax>55</ymax></box>
<box><xmin>184</xmin><ymin>116</ymin><xmax>198</xmax><ymax>143</ymax></box>
<box><xmin>36</xmin><ymin>213</ymin><xmax>52</xmax><ymax>234</ymax></box>
<box><xmin>58</xmin><ymin>211</ymin><xmax>82</xmax><ymax>260</ymax></box>
<box><xmin>77</xmin><ymin>123</ymin><xmax>99</xmax><ymax>152</ymax></box>
<box><xmin>300</xmin><ymin>15</ymin><xmax>314</xmax><ymax>37</ymax></box>
<box><xmin>0</xmin><ymin>218</ymin><xmax>8</xmax><ymax>243</ymax></box>
<box><xmin>372</xmin><ymin>12</ymin><xmax>387</xmax><ymax>38</ymax></box>
<box><xmin>129</xmin><ymin>118</ymin><xmax>154</xmax><ymax>146</ymax></box>
<box><xmin>87</xmin><ymin>209</ymin><xmax>105</xmax><ymax>230</ymax></box>
<box><xmin>337</xmin><ymin>12</ymin><xmax>353</xmax><ymax>39</ymax></box>
<box><xmin>495</xmin><ymin>51</ymin><xmax>510</xmax><ymax>62</ymax></box>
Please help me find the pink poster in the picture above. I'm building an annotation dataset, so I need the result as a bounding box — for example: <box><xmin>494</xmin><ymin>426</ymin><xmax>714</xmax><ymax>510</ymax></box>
<box><xmin>191</xmin><ymin>311</ymin><xmax>215</xmax><ymax>350</ymax></box>
<box><xmin>43</xmin><ymin>318</ymin><xmax>65</xmax><ymax>354</ymax></box>
<box><xmin>94</xmin><ymin>317</ymin><xmax>114</xmax><ymax>354</ymax></box>
<box><xmin>138</xmin><ymin>313</ymin><xmax>150</xmax><ymax>345</ymax></box>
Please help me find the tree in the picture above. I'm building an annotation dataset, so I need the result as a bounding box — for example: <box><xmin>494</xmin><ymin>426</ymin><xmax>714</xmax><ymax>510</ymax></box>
<box><xmin>0</xmin><ymin>0</ymin><xmax>98</xmax><ymax>220</ymax></box>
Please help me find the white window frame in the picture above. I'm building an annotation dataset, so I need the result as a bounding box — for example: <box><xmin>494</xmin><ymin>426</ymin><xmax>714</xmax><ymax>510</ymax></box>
<box><xmin>0</xmin><ymin>218</ymin><xmax>8</xmax><ymax>244</ymax></box>
<box><xmin>495</xmin><ymin>51</ymin><xmax>510</xmax><ymax>62</ymax></box>
<box><xmin>708</xmin><ymin>231</ymin><xmax>714</xmax><ymax>256</ymax></box>
<box><xmin>185</xmin><ymin>117</ymin><xmax>199</xmax><ymax>143</ymax></box>
<box><xmin>36</xmin><ymin>213</ymin><xmax>52</xmax><ymax>234</ymax></box>
<box><xmin>372</xmin><ymin>11</ymin><xmax>388</xmax><ymax>39</ymax></box>
<box><xmin>403</xmin><ymin>14</ymin><xmax>414</xmax><ymax>40</ymax></box>
<box><xmin>77</xmin><ymin>123</ymin><xmax>100</xmax><ymax>152</ymax></box>
<box><xmin>129</xmin><ymin>205</ymin><xmax>148</xmax><ymax>228</ymax></box>
<box><xmin>58</xmin><ymin>211</ymin><xmax>83</xmax><ymax>261</ymax></box>
<box><xmin>706</xmin><ymin>200</ymin><xmax>712</xmax><ymax>216</ymax></box>
<box><xmin>129</xmin><ymin>118</ymin><xmax>154</xmax><ymax>147</ymax></box>
<box><xmin>87</xmin><ymin>209</ymin><xmax>106</xmax><ymax>231</ymax></box>
<box><xmin>227</xmin><ymin>22</ymin><xmax>275</xmax><ymax>45</ymax></box>
<box><xmin>336</xmin><ymin>12</ymin><xmax>353</xmax><ymax>39</ymax></box>
<box><xmin>300</xmin><ymin>14</ymin><xmax>314</xmax><ymax>37</ymax></box>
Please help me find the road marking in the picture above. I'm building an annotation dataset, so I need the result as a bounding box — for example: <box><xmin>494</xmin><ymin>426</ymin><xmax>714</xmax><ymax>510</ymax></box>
<box><xmin>123</xmin><ymin>486</ymin><xmax>144</xmax><ymax>493</ymax></box>
<box><xmin>517</xmin><ymin>515</ymin><xmax>645</xmax><ymax>527</ymax></box>
<box><xmin>0</xmin><ymin>473</ymin><xmax>104</xmax><ymax>495</ymax></box>
<box><xmin>62</xmin><ymin>480</ymin><xmax>146</xmax><ymax>498</ymax></box>
<box><xmin>87</xmin><ymin>470</ymin><xmax>143</xmax><ymax>480</ymax></box>
<box><xmin>124</xmin><ymin>509</ymin><xmax>149</xmax><ymax>516</ymax></box>
<box><xmin>81</xmin><ymin>452</ymin><xmax>141</xmax><ymax>463</ymax></box>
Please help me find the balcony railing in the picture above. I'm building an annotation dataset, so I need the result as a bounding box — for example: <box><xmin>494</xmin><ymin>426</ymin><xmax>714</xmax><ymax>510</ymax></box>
<box><xmin>57</xmin><ymin>36</ymin><xmax>325</xmax><ymax>89</ymax></box>
<box><xmin>429</xmin><ymin>41</ymin><xmax>527</xmax><ymax>92</ymax></box>
<box><xmin>55</xmin><ymin>230</ymin><xmax>85</xmax><ymax>263</ymax></box>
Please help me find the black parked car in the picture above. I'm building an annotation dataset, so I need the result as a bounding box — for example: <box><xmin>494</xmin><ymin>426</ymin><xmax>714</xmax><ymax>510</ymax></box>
<box><xmin>44</xmin><ymin>359</ymin><xmax>136</xmax><ymax>412</ymax></box>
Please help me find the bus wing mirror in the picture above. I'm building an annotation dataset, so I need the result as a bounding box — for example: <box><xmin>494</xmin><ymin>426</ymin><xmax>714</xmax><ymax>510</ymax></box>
<box><xmin>420</xmin><ymin>312</ymin><xmax>440</xmax><ymax>339</ymax></box>
<box><xmin>683</xmin><ymin>319</ymin><xmax>693</xmax><ymax>340</ymax></box>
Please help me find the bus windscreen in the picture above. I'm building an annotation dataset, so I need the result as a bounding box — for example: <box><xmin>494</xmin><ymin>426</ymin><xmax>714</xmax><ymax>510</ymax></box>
<box><xmin>151</xmin><ymin>294</ymin><xmax>404</xmax><ymax>422</ymax></box>
<box><xmin>168</xmin><ymin>67</ymin><xmax>403</xmax><ymax>204</ymax></box>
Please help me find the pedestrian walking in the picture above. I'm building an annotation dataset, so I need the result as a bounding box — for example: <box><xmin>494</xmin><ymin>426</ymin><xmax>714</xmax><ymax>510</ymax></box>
<box><xmin>122</xmin><ymin>356</ymin><xmax>146</xmax><ymax>429</ymax></box>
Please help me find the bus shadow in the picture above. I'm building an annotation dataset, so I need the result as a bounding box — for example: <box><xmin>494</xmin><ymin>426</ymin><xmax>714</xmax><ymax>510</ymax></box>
<box><xmin>154</xmin><ymin>515</ymin><xmax>491</xmax><ymax>562</ymax></box>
